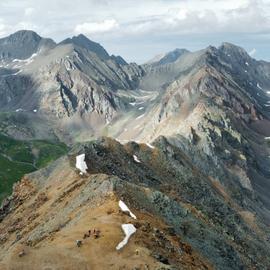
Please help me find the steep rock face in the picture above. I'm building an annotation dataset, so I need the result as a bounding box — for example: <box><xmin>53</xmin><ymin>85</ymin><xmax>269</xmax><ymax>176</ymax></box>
<box><xmin>0</xmin><ymin>75</ymin><xmax>35</xmax><ymax>108</ymax></box>
<box><xmin>0</xmin><ymin>137</ymin><xmax>270</xmax><ymax>269</ymax></box>
<box><xmin>32</xmin><ymin>43</ymin><xmax>144</xmax><ymax>120</ymax></box>
<box><xmin>0</xmin><ymin>32</ymin><xmax>145</xmax><ymax>124</ymax></box>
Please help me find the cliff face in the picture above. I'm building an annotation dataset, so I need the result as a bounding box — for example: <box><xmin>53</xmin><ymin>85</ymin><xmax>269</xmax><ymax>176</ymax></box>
<box><xmin>0</xmin><ymin>31</ymin><xmax>144</xmax><ymax>123</ymax></box>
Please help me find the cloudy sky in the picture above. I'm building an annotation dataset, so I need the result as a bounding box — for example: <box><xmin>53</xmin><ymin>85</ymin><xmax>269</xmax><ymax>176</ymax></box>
<box><xmin>0</xmin><ymin>0</ymin><xmax>269</xmax><ymax>63</ymax></box>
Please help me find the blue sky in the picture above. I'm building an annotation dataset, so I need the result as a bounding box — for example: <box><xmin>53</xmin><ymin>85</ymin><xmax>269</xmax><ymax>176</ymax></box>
<box><xmin>0</xmin><ymin>0</ymin><xmax>269</xmax><ymax>63</ymax></box>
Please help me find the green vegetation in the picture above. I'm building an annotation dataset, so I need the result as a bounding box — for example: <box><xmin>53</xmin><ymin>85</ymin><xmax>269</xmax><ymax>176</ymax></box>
<box><xmin>0</xmin><ymin>133</ymin><xmax>68</xmax><ymax>202</ymax></box>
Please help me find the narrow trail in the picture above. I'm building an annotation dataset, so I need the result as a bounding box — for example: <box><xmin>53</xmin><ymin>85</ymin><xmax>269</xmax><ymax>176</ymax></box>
<box><xmin>0</xmin><ymin>153</ymin><xmax>37</xmax><ymax>169</ymax></box>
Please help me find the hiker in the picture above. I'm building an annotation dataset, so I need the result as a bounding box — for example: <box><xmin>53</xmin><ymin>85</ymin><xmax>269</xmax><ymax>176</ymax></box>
<box><xmin>18</xmin><ymin>250</ymin><xmax>25</xmax><ymax>257</ymax></box>
<box><xmin>93</xmin><ymin>229</ymin><xmax>100</xmax><ymax>239</ymax></box>
<box><xmin>76</xmin><ymin>240</ymin><xmax>82</xmax><ymax>247</ymax></box>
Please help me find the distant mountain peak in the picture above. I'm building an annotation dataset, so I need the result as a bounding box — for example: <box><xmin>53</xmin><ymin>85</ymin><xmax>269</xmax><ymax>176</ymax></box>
<box><xmin>0</xmin><ymin>30</ymin><xmax>55</xmax><ymax>60</ymax></box>
<box><xmin>60</xmin><ymin>34</ymin><xmax>110</xmax><ymax>60</ymax></box>
<box><xmin>218</xmin><ymin>42</ymin><xmax>250</xmax><ymax>58</ymax></box>
<box><xmin>0</xmin><ymin>30</ymin><xmax>42</xmax><ymax>47</ymax></box>
<box><xmin>146</xmin><ymin>48</ymin><xmax>190</xmax><ymax>66</ymax></box>
<box><xmin>6</xmin><ymin>30</ymin><xmax>41</xmax><ymax>40</ymax></box>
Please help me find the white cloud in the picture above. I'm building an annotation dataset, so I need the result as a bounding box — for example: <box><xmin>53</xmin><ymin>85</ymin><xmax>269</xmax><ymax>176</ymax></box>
<box><xmin>249</xmin><ymin>48</ymin><xmax>257</xmax><ymax>56</ymax></box>
<box><xmin>74</xmin><ymin>19</ymin><xmax>119</xmax><ymax>34</ymax></box>
<box><xmin>0</xmin><ymin>24</ymin><xmax>7</xmax><ymax>37</ymax></box>
<box><xmin>0</xmin><ymin>0</ymin><xmax>269</xmax><ymax>62</ymax></box>
<box><xmin>115</xmin><ymin>1</ymin><xmax>270</xmax><ymax>37</ymax></box>
<box><xmin>15</xmin><ymin>21</ymin><xmax>38</xmax><ymax>31</ymax></box>
<box><xmin>24</xmin><ymin>7</ymin><xmax>35</xmax><ymax>16</ymax></box>
<box><xmin>0</xmin><ymin>19</ymin><xmax>8</xmax><ymax>37</ymax></box>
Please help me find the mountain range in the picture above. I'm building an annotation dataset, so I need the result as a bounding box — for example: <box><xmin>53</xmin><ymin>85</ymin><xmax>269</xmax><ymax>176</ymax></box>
<box><xmin>0</xmin><ymin>30</ymin><xmax>270</xmax><ymax>270</ymax></box>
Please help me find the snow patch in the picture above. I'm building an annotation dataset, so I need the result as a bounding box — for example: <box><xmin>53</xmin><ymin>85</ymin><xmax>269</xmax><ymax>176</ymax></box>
<box><xmin>11</xmin><ymin>70</ymin><xmax>22</xmax><ymax>76</ymax></box>
<box><xmin>146</xmin><ymin>143</ymin><xmax>155</xmax><ymax>149</ymax></box>
<box><xmin>138</xmin><ymin>107</ymin><xmax>144</xmax><ymax>110</ymax></box>
<box><xmin>133</xmin><ymin>125</ymin><xmax>141</xmax><ymax>130</ymax></box>
<box><xmin>133</xmin><ymin>155</ymin><xmax>141</xmax><ymax>163</ymax></box>
<box><xmin>257</xmin><ymin>83</ymin><xmax>263</xmax><ymax>90</ymax></box>
<box><xmin>12</xmin><ymin>53</ymin><xmax>37</xmax><ymax>66</ymax></box>
<box><xmin>76</xmin><ymin>154</ymin><xmax>88</xmax><ymax>174</ymax></box>
<box><xmin>114</xmin><ymin>138</ymin><xmax>123</xmax><ymax>144</ymax></box>
<box><xmin>74</xmin><ymin>51</ymin><xmax>83</xmax><ymax>63</ymax></box>
<box><xmin>245</xmin><ymin>62</ymin><xmax>249</xmax><ymax>66</ymax></box>
<box><xmin>119</xmin><ymin>200</ymin><xmax>137</xmax><ymax>219</ymax></box>
<box><xmin>136</xmin><ymin>114</ymin><xmax>145</xmax><ymax>120</ymax></box>
<box><xmin>116</xmin><ymin>224</ymin><xmax>137</xmax><ymax>250</ymax></box>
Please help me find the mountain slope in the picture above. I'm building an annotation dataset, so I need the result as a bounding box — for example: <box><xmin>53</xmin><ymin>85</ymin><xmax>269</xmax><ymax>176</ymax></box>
<box><xmin>0</xmin><ymin>31</ymin><xmax>145</xmax><ymax>142</ymax></box>
<box><xmin>0</xmin><ymin>137</ymin><xmax>269</xmax><ymax>269</ymax></box>
<box><xmin>118</xmin><ymin>43</ymin><xmax>270</xmax><ymax>225</ymax></box>
<box><xmin>0</xmin><ymin>31</ymin><xmax>270</xmax><ymax>269</ymax></box>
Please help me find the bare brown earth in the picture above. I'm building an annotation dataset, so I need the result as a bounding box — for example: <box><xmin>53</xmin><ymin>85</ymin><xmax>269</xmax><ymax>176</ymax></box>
<box><xmin>0</xmin><ymin>162</ymin><xmax>212</xmax><ymax>270</ymax></box>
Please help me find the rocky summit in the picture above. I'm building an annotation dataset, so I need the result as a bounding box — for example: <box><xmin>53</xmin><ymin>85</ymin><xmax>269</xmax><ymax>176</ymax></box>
<box><xmin>0</xmin><ymin>30</ymin><xmax>270</xmax><ymax>270</ymax></box>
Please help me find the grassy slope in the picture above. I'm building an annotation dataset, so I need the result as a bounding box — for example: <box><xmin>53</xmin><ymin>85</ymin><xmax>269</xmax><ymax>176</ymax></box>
<box><xmin>0</xmin><ymin>133</ymin><xmax>68</xmax><ymax>202</ymax></box>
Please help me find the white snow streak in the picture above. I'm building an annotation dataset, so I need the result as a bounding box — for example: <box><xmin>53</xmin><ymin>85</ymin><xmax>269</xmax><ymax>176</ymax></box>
<box><xmin>146</xmin><ymin>143</ymin><xmax>155</xmax><ymax>149</ymax></box>
<box><xmin>119</xmin><ymin>200</ymin><xmax>137</xmax><ymax>219</ymax></box>
<box><xmin>136</xmin><ymin>114</ymin><xmax>145</xmax><ymax>120</ymax></box>
<box><xmin>133</xmin><ymin>155</ymin><xmax>141</xmax><ymax>163</ymax></box>
<box><xmin>257</xmin><ymin>83</ymin><xmax>263</xmax><ymax>90</ymax></box>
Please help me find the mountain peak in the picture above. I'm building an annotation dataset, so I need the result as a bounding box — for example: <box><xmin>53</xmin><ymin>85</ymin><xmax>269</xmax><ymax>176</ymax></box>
<box><xmin>0</xmin><ymin>30</ymin><xmax>55</xmax><ymax>60</ymax></box>
<box><xmin>146</xmin><ymin>48</ymin><xmax>189</xmax><ymax>66</ymax></box>
<box><xmin>218</xmin><ymin>42</ymin><xmax>250</xmax><ymax>58</ymax></box>
<box><xmin>60</xmin><ymin>34</ymin><xmax>110</xmax><ymax>60</ymax></box>
<box><xmin>0</xmin><ymin>30</ymin><xmax>42</xmax><ymax>47</ymax></box>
